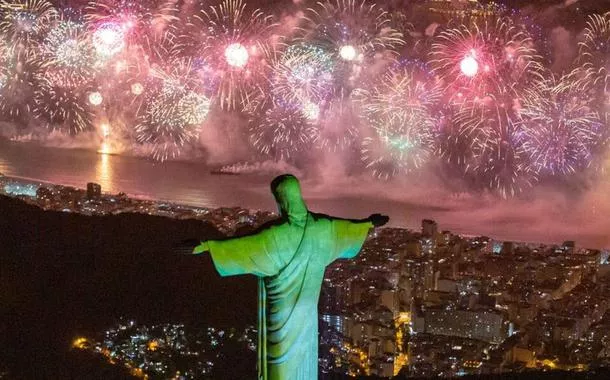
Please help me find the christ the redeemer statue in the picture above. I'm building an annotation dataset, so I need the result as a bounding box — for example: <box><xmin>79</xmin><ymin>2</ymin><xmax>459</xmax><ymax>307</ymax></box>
<box><xmin>189</xmin><ymin>174</ymin><xmax>388</xmax><ymax>380</ymax></box>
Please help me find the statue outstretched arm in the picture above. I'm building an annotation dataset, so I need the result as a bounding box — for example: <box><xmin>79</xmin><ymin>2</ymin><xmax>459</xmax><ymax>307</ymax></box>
<box><xmin>193</xmin><ymin>241</ymin><xmax>210</xmax><ymax>254</ymax></box>
<box><xmin>325</xmin><ymin>213</ymin><xmax>389</xmax><ymax>263</ymax></box>
<box><xmin>315</xmin><ymin>213</ymin><xmax>388</xmax><ymax>227</ymax></box>
<box><xmin>194</xmin><ymin>225</ymin><xmax>286</xmax><ymax>277</ymax></box>
<box><xmin>173</xmin><ymin>239</ymin><xmax>204</xmax><ymax>255</ymax></box>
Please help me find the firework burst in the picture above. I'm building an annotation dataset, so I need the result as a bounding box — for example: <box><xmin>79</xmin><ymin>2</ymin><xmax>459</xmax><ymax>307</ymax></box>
<box><xmin>520</xmin><ymin>77</ymin><xmax>603</xmax><ymax>176</ymax></box>
<box><xmin>0</xmin><ymin>0</ymin><xmax>57</xmax><ymax>57</ymax></box>
<box><xmin>176</xmin><ymin>91</ymin><xmax>210</xmax><ymax>126</ymax></box>
<box><xmin>248</xmin><ymin>100</ymin><xmax>318</xmax><ymax>161</ymax></box>
<box><xmin>388</xmin><ymin>11</ymin><xmax>414</xmax><ymax>45</ymax></box>
<box><xmin>270</xmin><ymin>44</ymin><xmax>335</xmax><ymax>107</ymax></box>
<box><xmin>452</xmin><ymin>100</ymin><xmax>536</xmax><ymax>197</ymax></box>
<box><xmin>361</xmin><ymin>111</ymin><xmax>435</xmax><ymax>180</ymax></box>
<box><xmin>85</xmin><ymin>0</ymin><xmax>178</xmax><ymax>45</ymax></box>
<box><xmin>33</xmin><ymin>75</ymin><xmax>94</xmax><ymax>134</ymax></box>
<box><xmin>186</xmin><ymin>0</ymin><xmax>277</xmax><ymax>110</ymax></box>
<box><xmin>91</xmin><ymin>21</ymin><xmax>127</xmax><ymax>59</ymax></box>
<box><xmin>135</xmin><ymin>94</ymin><xmax>201</xmax><ymax>161</ymax></box>
<box><xmin>353</xmin><ymin>60</ymin><xmax>442</xmax><ymax>120</ymax></box>
<box><xmin>429</xmin><ymin>17</ymin><xmax>544</xmax><ymax>105</ymax></box>
<box><xmin>573</xmin><ymin>12</ymin><xmax>610</xmax><ymax>94</ymax></box>
<box><xmin>135</xmin><ymin>59</ymin><xmax>210</xmax><ymax>161</ymax></box>
<box><xmin>37</xmin><ymin>18</ymin><xmax>99</xmax><ymax>88</ymax></box>
<box><xmin>297</xmin><ymin>0</ymin><xmax>404</xmax><ymax>99</ymax></box>
<box><xmin>299</xmin><ymin>0</ymin><xmax>404</xmax><ymax>62</ymax></box>
<box><xmin>354</xmin><ymin>61</ymin><xmax>441</xmax><ymax>168</ymax></box>
<box><xmin>0</xmin><ymin>53</ymin><xmax>39</xmax><ymax>120</ymax></box>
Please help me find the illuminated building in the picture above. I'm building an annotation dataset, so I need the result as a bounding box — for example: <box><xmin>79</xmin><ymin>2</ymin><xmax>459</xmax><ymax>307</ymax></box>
<box><xmin>2</xmin><ymin>181</ymin><xmax>38</xmax><ymax>197</ymax></box>
<box><xmin>505</xmin><ymin>345</ymin><xmax>536</xmax><ymax>366</ymax></box>
<box><xmin>421</xmin><ymin>237</ymin><xmax>436</xmax><ymax>258</ymax></box>
<box><xmin>440</xmin><ymin>230</ymin><xmax>452</xmax><ymax>246</ymax></box>
<box><xmin>422</xmin><ymin>219</ymin><xmax>438</xmax><ymax>238</ymax></box>
<box><xmin>86</xmin><ymin>182</ymin><xmax>102</xmax><ymax>200</ymax></box>
<box><xmin>601</xmin><ymin>250</ymin><xmax>610</xmax><ymax>265</ymax></box>
<box><xmin>501</xmin><ymin>241</ymin><xmax>514</xmax><ymax>256</ymax></box>
<box><xmin>562</xmin><ymin>241</ymin><xmax>576</xmax><ymax>255</ymax></box>
<box><xmin>380</xmin><ymin>290</ymin><xmax>399</xmax><ymax>315</ymax></box>
<box><xmin>403</xmin><ymin>239</ymin><xmax>422</xmax><ymax>258</ymax></box>
<box><xmin>322</xmin><ymin>314</ymin><xmax>345</xmax><ymax>335</ymax></box>
<box><xmin>423</xmin><ymin>309</ymin><xmax>506</xmax><ymax>344</ymax></box>
<box><xmin>36</xmin><ymin>186</ymin><xmax>53</xmax><ymax>205</ymax></box>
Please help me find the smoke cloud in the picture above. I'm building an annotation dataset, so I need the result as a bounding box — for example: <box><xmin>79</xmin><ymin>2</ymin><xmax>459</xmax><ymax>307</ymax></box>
<box><xmin>549</xmin><ymin>26</ymin><xmax>577</xmax><ymax>72</ymax></box>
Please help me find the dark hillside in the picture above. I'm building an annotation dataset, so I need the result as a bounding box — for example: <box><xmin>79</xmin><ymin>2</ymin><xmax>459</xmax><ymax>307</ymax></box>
<box><xmin>0</xmin><ymin>195</ymin><xmax>257</xmax><ymax>379</ymax></box>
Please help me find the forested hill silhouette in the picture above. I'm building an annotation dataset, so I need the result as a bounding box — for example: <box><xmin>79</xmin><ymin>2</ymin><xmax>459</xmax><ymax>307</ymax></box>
<box><xmin>0</xmin><ymin>194</ymin><xmax>257</xmax><ymax>379</ymax></box>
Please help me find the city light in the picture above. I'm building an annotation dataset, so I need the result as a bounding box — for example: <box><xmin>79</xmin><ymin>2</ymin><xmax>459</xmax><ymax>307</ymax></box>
<box><xmin>2</xmin><ymin>1</ymin><xmax>610</xmax><ymax>378</ymax></box>
<box><xmin>147</xmin><ymin>340</ymin><xmax>159</xmax><ymax>351</ymax></box>
<box><xmin>72</xmin><ymin>337</ymin><xmax>89</xmax><ymax>349</ymax></box>
<box><xmin>64</xmin><ymin>320</ymin><xmax>257</xmax><ymax>379</ymax></box>
<box><xmin>2</xmin><ymin>166</ymin><xmax>610</xmax><ymax>378</ymax></box>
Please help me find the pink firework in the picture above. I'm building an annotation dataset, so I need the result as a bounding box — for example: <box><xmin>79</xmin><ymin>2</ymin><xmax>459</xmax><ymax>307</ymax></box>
<box><xmin>520</xmin><ymin>77</ymin><xmax>603</xmax><ymax>176</ymax></box>
<box><xmin>186</xmin><ymin>0</ymin><xmax>278</xmax><ymax>110</ymax></box>
<box><xmin>451</xmin><ymin>98</ymin><xmax>537</xmax><ymax>198</ymax></box>
<box><xmin>429</xmin><ymin>17</ymin><xmax>544</xmax><ymax>105</ymax></box>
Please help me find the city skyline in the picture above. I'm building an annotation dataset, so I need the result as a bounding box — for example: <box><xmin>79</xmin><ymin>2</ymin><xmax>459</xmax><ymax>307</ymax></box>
<box><xmin>1</xmin><ymin>0</ymin><xmax>610</xmax><ymax>378</ymax></box>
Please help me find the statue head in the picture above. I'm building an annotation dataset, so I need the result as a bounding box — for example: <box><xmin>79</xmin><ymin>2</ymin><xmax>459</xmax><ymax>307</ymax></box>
<box><xmin>271</xmin><ymin>174</ymin><xmax>308</xmax><ymax>224</ymax></box>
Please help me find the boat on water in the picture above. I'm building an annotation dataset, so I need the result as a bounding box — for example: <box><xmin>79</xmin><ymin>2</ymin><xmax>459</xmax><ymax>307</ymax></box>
<box><xmin>210</xmin><ymin>169</ymin><xmax>240</xmax><ymax>175</ymax></box>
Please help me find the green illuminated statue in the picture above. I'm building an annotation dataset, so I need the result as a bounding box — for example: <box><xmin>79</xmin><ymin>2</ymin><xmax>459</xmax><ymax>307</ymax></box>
<box><xmin>190</xmin><ymin>174</ymin><xmax>388</xmax><ymax>380</ymax></box>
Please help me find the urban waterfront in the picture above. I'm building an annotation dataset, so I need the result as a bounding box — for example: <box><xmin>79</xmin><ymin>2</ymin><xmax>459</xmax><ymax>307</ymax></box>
<box><xmin>1</xmin><ymin>139</ymin><xmax>609</xmax><ymax>248</ymax></box>
<box><xmin>2</xmin><ymin>175</ymin><xmax>610</xmax><ymax>378</ymax></box>
<box><xmin>1</xmin><ymin>0</ymin><xmax>610</xmax><ymax>378</ymax></box>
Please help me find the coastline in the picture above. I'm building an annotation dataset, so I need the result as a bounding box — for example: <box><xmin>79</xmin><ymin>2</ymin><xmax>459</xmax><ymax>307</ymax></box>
<box><xmin>0</xmin><ymin>173</ymin><xmax>276</xmax><ymax>236</ymax></box>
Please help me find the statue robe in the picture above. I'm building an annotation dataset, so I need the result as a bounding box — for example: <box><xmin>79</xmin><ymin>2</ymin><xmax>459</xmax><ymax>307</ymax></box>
<box><xmin>199</xmin><ymin>176</ymin><xmax>372</xmax><ymax>380</ymax></box>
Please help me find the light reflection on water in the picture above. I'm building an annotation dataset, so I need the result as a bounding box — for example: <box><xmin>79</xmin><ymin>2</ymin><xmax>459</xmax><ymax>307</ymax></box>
<box><xmin>95</xmin><ymin>151</ymin><xmax>112</xmax><ymax>190</ymax></box>
<box><xmin>0</xmin><ymin>139</ymin><xmax>276</xmax><ymax>211</ymax></box>
<box><xmin>0</xmin><ymin>139</ymin><xmax>404</xmax><ymax>226</ymax></box>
